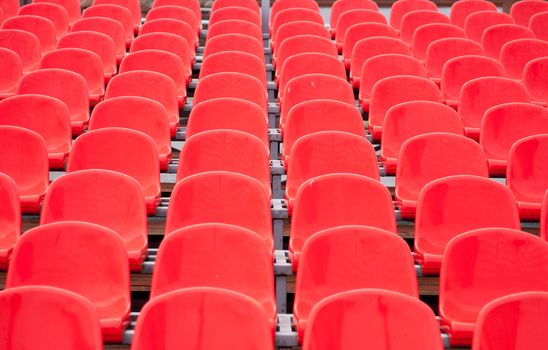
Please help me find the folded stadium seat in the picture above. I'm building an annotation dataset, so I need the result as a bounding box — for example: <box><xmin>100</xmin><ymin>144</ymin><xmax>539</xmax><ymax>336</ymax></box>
<box><xmin>335</xmin><ymin>9</ymin><xmax>387</xmax><ymax>52</ymax></box>
<box><xmin>67</xmin><ymin>128</ymin><xmax>160</xmax><ymax>215</ymax></box>
<box><xmin>463</xmin><ymin>11</ymin><xmax>515</xmax><ymax>43</ymax></box>
<box><xmin>105</xmin><ymin>70</ymin><xmax>180</xmax><ymax>137</ymax></box>
<box><xmin>186</xmin><ymin>98</ymin><xmax>268</xmax><ymax>149</ymax></box>
<box><xmin>2</xmin><ymin>15</ymin><xmax>56</xmax><ymax>53</ymax></box>
<box><xmin>70</xmin><ymin>17</ymin><xmax>126</xmax><ymax>64</ymax></box>
<box><xmin>400</xmin><ymin>10</ymin><xmax>450</xmax><ymax>44</ymax></box>
<box><xmin>303</xmin><ymin>289</ymin><xmax>443</xmax><ymax>350</ymax></box>
<box><xmin>177</xmin><ymin>130</ymin><xmax>271</xmax><ymax>196</ymax></box>
<box><xmin>481</xmin><ymin>103</ymin><xmax>548</xmax><ymax>176</ymax></box>
<box><xmin>0</xmin><ymin>95</ymin><xmax>71</xmax><ymax>168</ymax></box>
<box><xmin>294</xmin><ymin>226</ymin><xmax>418</xmax><ymax>342</ymax></box>
<box><xmin>89</xmin><ymin>97</ymin><xmax>171</xmax><ymax>169</ymax></box>
<box><xmin>39</xmin><ymin>48</ymin><xmax>105</xmax><ymax>105</ymax></box>
<box><xmin>165</xmin><ymin>171</ymin><xmax>273</xmax><ymax>250</ymax></box>
<box><xmin>212</xmin><ymin>0</ymin><xmax>260</xmax><ymax>13</ymax></box>
<box><xmin>41</xmin><ymin>169</ymin><xmax>148</xmax><ymax>271</ymax></box>
<box><xmin>0</xmin><ymin>0</ymin><xmax>19</xmax><ymax>18</ymax></box>
<box><xmin>152</xmin><ymin>0</ymin><xmax>202</xmax><ymax>23</ymax></box>
<box><xmin>342</xmin><ymin>22</ymin><xmax>398</xmax><ymax>69</ymax></box>
<box><xmin>411</xmin><ymin>23</ymin><xmax>467</xmax><ymax>63</ymax></box>
<box><xmin>415</xmin><ymin>175</ymin><xmax>520</xmax><ymax>275</ymax></box>
<box><xmin>510</xmin><ymin>0</ymin><xmax>548</xmax><ymax>26</ymax></box>
<box><xmin>0</xmin><ymin>173</ymin><xmax>19</xmax><ymax>270</ymax></box>
<box><xmin>441</xmin><ymin>55</ymin><xmax>506</xmax><ymax>108</ymax></box>
<box><xmin>280</xmin><ymin>74</ymin><xmax>354</xmax><ymax>131</ymax></box>
<box><xmin>207</xmin><ymin>19</ymin><xmax>262</xmax><ymax>42</ymax></box>
<box><xmin>18</xmin><ymin>3</ymin><xmax>69</xmax><ymax>37</ymax></box>
<box><xmin>146</xmin><ymin>6</ymin><xmax>200</xmax><ymax>35</ymax></box>
<box><xmin>329</xmin><ymin>0</ymin><xmax>379</xmax><ymax>38</ymax></box>
<box><xmin>272</xmin><ymin>21</ymin><xmax>329</xmax><ymax>55</ymax></box>
<box><xmin>0</xmin><ymin>286</ymin><xmax>102</xmax><ymax>350</ymax></box>
<box><xmin>290</xmin><ymin>174</ymin><xmax>396</xmax><ymax>268</ymax></box>
<box><xmin>93</xmin><ymin>0</ymin><xmax>142</xmax><ymax>33</ymax></box>
<box><xmin>82</xmin><ymin>5</ymin><xmax>134</xmax><ymax>47</ymax></box>
<box><xmin>439</xmin><ymin>228</ymin><xmax>548</xmax><ymax>346</ymax></box>
<box><xmin>507</xmin><ymin>135</ymin><xmax>548</xmax><ymax>220</ymax></box>
<box><xmin>274</xmin><ymin>35</ymin><xmax>338</xmax><ymax>72</ymax></box>
<box><xmin>349</xmin><ymin>37</ymin><xmax>411</xmax><ymax>88</ymax></box>
<box><xmin>139</xmin><ymin>18</ymin><xmax>198</xmax><ymax>50</ymax></box>
<box><xmin>500</xmin><ymin>39</ymin><xmax>548</xmax><ymax>80</ymax></box>
<box><xmin>34</xmin><ymin>0</ymin><xmax>80</xmax><ymax>26</ymax></box>
<box><xmin>6</xmin><ymin>221</ymin><xmax>131</xmax><ymax>342</ymax></box>
<box><xmin>425</xmin><ymin>38</ymin><xmax>485</xmax><ymax>84</ymax></box>
<box><xmin>199</xmin><ymin>51</ymin><xmax>266</xmax><ymax>90</ymax></box>
<box><xmin>449</xmin><ymin>0</ymin><xmax>497</xmax><ymax>28</ymax></box>
<box><xmin>358</xmin><ymin>54</ymin><xmax>427</xmax><ymax>110</ymax></box>
<box><xmin>395</xmin><ymin>133</ymin><xmax>489</xmax><ymax>219</ymax></box>
<box><xmin>0</xmin><ymin>47</ymin><xmax>21</xmax><ymax>100</ymax></box>
<box><xmin>368</xmin><ymin>75</ymin><xmax>442</xmax><ymax>140</ymax></box>
<box><xmin>202</xmin><ymin>33</ymin><xmax>264</xmax><ymax>63</ymax></box>
<box><xmin>278</xmin><ymin>53</ymin><xmax>346</xmax><ymax>101</ymax></box>
<box><xmin>390</xmin><ymin>0</ymin><xmax>438</xmax><ymax>30</ymax></box>
<box><xmin>270</xmin><ymin>8</ymin><xmax>323</xmax><ymax>41</ymax></box>
<box><xmin>270</xmin><ymin>0</ymin><xmax>319</xmax><ymax>33</ymax></box>
<box><xmin>119</xmin><ymin>50</ymin><xmax>188</xmax><ymax>106</ymax></box>
<box><xmin>381</xmin><ymin>101</ymin><xmax>463</xmax><ymax>175</ymax></box>
<box><xmin>130</xmin><ymin>32</ymin><xmax>193</xmax><ymax>68</ymax></box>
<box><xmin>132</xmin><ymin>288</ymin><xmax>274</xmax><ymax>350</ymax></box>
<box><xmin>524</xmin><ymin>57</ymin><xmax>548</xmax><ymax>106</ymax></box>
<box><xmin>209</xmin><ymin>6</ymin><xmax>261</xmax><ymax>28</ymax></box>
<box><xmin>458</xmin><ymin>77</ymin><xmax>530</xmax><ymax>140</ymax></box>
<box><xmin>529</xmin><ymin>11</ymin><xmax>548</xmax><ymax>41</ymax></box>
<box><xmin>481</xmin><ymin>24</ymin><xmax>535</xmax><ymax>60</ymax></box>
<box><xmin>193</xmin><ymin>72</ymin><xmax>267</xmax><ymax>120</ymax></box>
<box><xmin>0</xmin><ymin>29</ymin><xmax>40</xmax><ymax>72</ymax></box>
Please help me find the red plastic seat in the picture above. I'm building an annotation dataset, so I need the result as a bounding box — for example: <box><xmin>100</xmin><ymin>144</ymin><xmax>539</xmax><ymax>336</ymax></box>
<box><xmin>524</xmin><ymin>57</ymin><xmax>548</xmax><ymax>105</ymax></box>
<box><xmin>119</xmin><ymin>50</ymin><xmax>188</xmax><ymax>106</ymax></box>
<box><xmin>203</xmin><ymin>33</ymin><xmax>264</xmax><ymax>63</ymax></box>
<box><xmin>34</xmin><ymin>0</ymin><xmax>80</xmax><ymax>25</ymax></box>
<box><xmin>529</xmin><ymin>11</ymin><xmax>548</xmax><ymax>41</ymax></box>
<box><xmin>0</xmin><ymin>0</ymin><xmax>19</xmax><ymax>18</ymax></box>
<box><xmin>2</xmin><ymin>15</ymin><xmax>56</xmax><ymax>53</ymax></box>
<box><xmin>206</xmin><ymin>19</ymin><xmax>261</xmax><ymax>42</ymax></box>
<box><xmin>130</xmin><ymin>32</ymin><xmax>193</xmax><ymax>68</ymax></box>
<box><xmin>290</xmin><ymin>174</ymin><xmax>397</xmax><ymax>268</ymax></box>
<box><xmin>93</xmin><ymin>0</ymin><xmax>142</xmax><ymax>32</ymax></box>
<box><xmin>369</xmin><ymin>75</ymin><xmax>442</xmax><ymax>140</ymax></box>
<box><xmin>350</xmin><ymin>37</ymin><xmax>411</xmax><ymax>88</ymax></box>
<box><xmin>271</xmin><ymin>0</ymin><xmax>319</xmax><ymax>24</ymax></box>
<box><xmin>335</xmin><ymin>9</ymin><xmax>387</xmax><ymax>51</ymax></box>
<box><xmin>177</xmin><ymin>130</ymin><xmax>271</xmax><ymax>195</ymax></box>
<box><xmin>186</xmin><ymin>97</ymin><xmax>269</xmax><ymax>149</ymax></box>
<box><xmin>152</xmin><ymin>0</ymin><xmax>201</xmax><ymax>23</ymax></box>
<box><xmin>166</xmin><ymin>171</ymin><xmax>273</xmax><ymax>250</ymax></box>
<box><xmin>481</xmin><ymin>103</ymin><xmax>548</xmax><ymax>175</ymax></box>
<box><xmin>105</xmin><ymin>70</ymin><xmax>180</xmax><ymax>137</ymax></box>
<box><xmin>411</xmin><ymin>23</ymin><xmax>466</xmax><ymax>61</ymax></box>
<box><xmin>464</xmin><ymin>11</ymin><xmax>515</xmax><ymax>43</ymax></box>
<box><xmin>450</xmin><ymin>0</ymin><xmax>497</xmax><ymax>28</ymax></box>
<box><xmin>209</xmin><ymin>6</ymin><xmax>261</xmax><ymax>28</ymax></box>
<box><xmin>425</xmin><ymin>38</ymin><xmax>484</xmax><ymax>83</ymax></box>
<box><xmin>40</xmin><ymin>48</ymin><xmax>105</xmax><ymax>105</ymax></box>
<box><xmin>510</xmin><ymin>0</ymin><xmax>548</xmax><ymax>26</ymax></box>
<box><xmin>441</xmin><ymin>55</ymin><xmax>506</xmax><ymax>108</ymax></box>
<box><xmin>70</xmin><ymin>17</ymin><xmax>126</xmax><ymax>63</ymax></box>
<box><xmin>67</xmin><ymin>128</ymin><xmax>160</xmax><ymax>215</ymax></box>
<box><xmin>439</xmin><ymin>228</ymin><xmax>548</xmax><ymax>346</ymax></box>
<box><xmin>381</xmin><ymin>101</ymin><xmax>463</xmax><ymax>175</ymax></box>
<box><xmin>18</xmin><ymin>68</ymin><xmax>89</xmax><ymax>134</ymax></box>
<box><xmin>82</xmin><ymin>5</ymin><xmax>134</xmax><ymax>47</ymax></box>
<box><xmin>193</xmin><ymin>72</ymin><xmax>267</xmax><ymax>119</ymax></box>
<box><xmin>57</xmin><ymin>31</ymin><xmax>117</xmax><ymax>81</ymax></box>
<box><xmin>400</xmin><ymin>10</ymin><xmax>450</xmax><ymax>43</ymax></box>
<box><xmin>199</xmin><ymin>51</ymin><xmax>266</xmax><ymax>90</ymax></box>
<box><xmin>41</xmin><ymin>169</ymin><xmax>147</xmax><ymax>271</ymax></box>
<box><xmin>500</xmin><ymin>39</ymin><xmax>548</xmax><ymax>79</ymax></box>
<box><xmin>271</xmin><ymin>7</ymin><xmax>322</xmax><ymax>37</ymax></box>
<box><xmin>0</xmin><ymin>286</ymin><xmax>102</xmax><ymax>350</ymax></box>
<box><xmin>274</xmin><ymin>35</ymin><xmax>338</xmax><ymax>71</ymax></box>
<box><xmin>132</xmin><ymin>288</ymin><xmax>274</xmax><ymax>350</ymax></box>
<box><xmin>18</xmin><ymin>3</ymin><xmax>69</xmax><ymax>37</ymax></box>
<box><xmin>212</xmin><ymin>0</ymin><xmax>260</xmax><ymax>12</ymax></box>
<box><xmin>278</xmin><ymin>53</ymin><xmax>346</xmax><ymax>101</ymax></box>
<box><xmin>0</xmin><ymin>173</ymin><xmax>19</xmax><ymax>270</ymax></box>
<box><xmin>0</xmin><ymin>95</ymin><xmax>71</xmax><ymax>169</ymax></box>
<box><xmin>330</xmin><ymin>0</ymin><xmax>379</xmax><ymax>37</ymax></box>
<box><xmin>507</xmin><ymin>134</ymin><xmax>548</xmax><ymax>220</ymax></box>
<box><xmin>146</xmin><ymin>5</ymin><xmax>200</xmax><ymax>35</ymax></box>
<box><xmin>0</xmin><ymin>29</ymin><xmax>40</xmax><ymax>72</ymax></box>
<box><xmin>303</xmin><ymin>289</ymin><xmax>443</xmax><ymax>350</ymax></box>
<box><xmin>415</xmin><ymin>175</ymin><xmax>520</xmax><ymax>275</ymax></box>
<box><xmin>89</xmin><ymin>96</ymin><xmax>172</xmax><ymax>170</ymax></box>
<box><xmin>6</xmin><ymin>221</ymin><xmax>131</xmax><ymax>342</ymax></box>
<box><xmin>151</xmin><ymin>224</ymin><xmax>276</xmax><ymax>324</ymax></box>
<box><xmin>280</xmin><ymin>74</ymin><xmax>354</xmax><ymax>130</ymax></box>
<box><xmin>358</xmin><ymin>54</ymin><xmax>427</xmax><ymax>110</ymax></box>
<box><xmin>390</xmin><ymin>0</ymin><xmax>438</xmax><ymax>29</ymax></box>
<box><xmin>283</xmin><ymin>100</ymin><xmax>364</xmax><ymax>164</ymax></box>
<box><xmin>481</xmin><ymin>24</ymin><xmax>535</xmax><ymax>60</ymax></box>
<box><xmin>342</xmin><ymin>22</ymin><xmax>398</xmax><ymax>68</ymax></box>
<box><xmin>395</xmin><ymin>133</ymin><xmax>488</xmax><ymax>218</ymax></box>
<box><xmin>458</xmin><ymin>77</ymin><xmax>530</xmax><ymax>139</ymax></box>
<box><xmin>140</xmin><ymin>18</ymin><xmax>197</xmax><ymax>50</ymax></box>
<box><xmin>543</xmin><ymin>191</ymin><xmax>548</xmax><ymax>240</ymax></box>
<box><xmin>0</xmin><ymin>47</ymin><xmax>21</xmax><ymax>100</ymax></box>
<box><xmin>272</xmin><ymin>21</ymin><xmax>329</xmax><ymax>54</ymax></box>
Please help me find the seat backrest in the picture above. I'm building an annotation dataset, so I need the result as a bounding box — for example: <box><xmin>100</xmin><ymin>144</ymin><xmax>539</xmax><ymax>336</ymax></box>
<box><xmin>330</xmin><ymin>0</ymin><xmax>379</xmax><ymax>34</ymax></box>
<box><xmin>93</xmin><ymin>0</ymin><xmax>141</xmax><ymax>29</ymax></box>
<box><xmin>0</xmin><ymin>0</ymin><xmax>19</xmax><ymax>18</ymax></box>
<box><xmin>152</xmin><ymin>0</ymin><xmax>201</xmax><ymax>22</ymax></box>
<box><xmin>129</xmin><ymin>32</ymin><xmax>192</xmax><ymax>67</ymax></box>
<box><xmin>0</xmin><ymin>47</ymin><xmax>21</xmax><ymax>93</ymax></box>
<box><xmin>271</xmin><ymin>0</ymin><xmax>319</xmax><ymax>23</ymax></box>
<box><xmin>524</xmin><ymin>57</ymin><xmax>548</xmax><ymax>102</ymax></box>
<box><xmin>139</xmin><ymin>18</ymin><xmax>197</xmax><ymax>49</ymax></box>
<box><xmin>510</xmin><ymin>0</ymin><xmax>548</xmax><ymax>26</ymax></box>
<box><xmin>34</xmin><ymin>0</ymin><xmax>80</xmax><ymax>25</ymax></box>
<box><xmin>199</xmin><ymin>51</ymin><xmax>266</xmax><ymax>89</ymax></box>
<box><xmin>500</xmin><ymin>38</ymin><xmax>548</xmax><ymax>79</ymax></box>
<box><xmin>70</xmin><ymin>17</ymin><xmax>126</xmax><ymax>57</ymax></box>
<box><xmin>390</xmin><ymin>0</ymin><xmax>438</xmax><ymax>29</ymax></box>
<box><xmin>411</xmin><ymin>23</ymin><xmax>466</xmax><ymax>60</ymax></box>
<box><xmin>400</xmin><ymin>10</ymin><xmax>450</xmax><ymax>43</ymax></box>
<box><xmin>425</xmin><ymin>37</ymin><xmax>485</xmax><ymax>80</ymax></box>
<box><xmin>481</xmin><ymin>24</ymin><xmax>535</xmax><ymax>59</ymax></box>
<box><xmin>82</xmin><ymin>4</ymin><xmax>134</xmax><ymax>42</ymax></box>
<box><xmin>18</xmin><ymin>3</ymin><xmax>69</xmax><ymax>37</ymax></box>
<box><xmin>0</xmin><ymin>172</ymin><xmax>20</xmax><ymax>269</ymax></box>
<box><xmin>335</xmin><ymin>9</ymin><xmax>387</xmax><ymax>48</ymax></box>
<box><xmin>146</xmin><ymin>5</ymin><xmax>199</xmax><ymax>34</ymax></box>
<box><xmin>529</xmin><ymin>11</ymin><xmax>548</xmax><ymax>41</ymax></box>
<box><xmin>0</xmin><ymin>29</ymin><xmax>41</xmax><ymax>72</ymax></box>
<box><xmin>450</xmin><ymin>0</ymin><xmax>497</xmax><ymax>28</ymax></box>
<box><xmin>57</xmin><ymin>31</ymin><xmax>117</xmax><ymax>77</ymax></box>
<box><xmin>275</xmin><ymin>35</ymin><xmax>338</xmax><ymax>71</ymax></box>
<box><xmin>203</xmin><ymin>33</ymin><xmax>264</xmax><ymax>62</ymax></box>
<box><xmin>273</xmin><ymin>21</ymin><xmax>329</xmax><ymax>53</ymax></box>
<box><xmin>2</xmin><ymin>15</ymin><xmax>56</xmax><ymax>53</ymax></box>
<box><xmin>210</xmin><ymin>6</ymin><xmax>261</xmax><ymax>28</ymax></box>
<box><xmin>342</xmin><ymin>22</ymin><xmax>398</xmax><ymax>65</ymax></box>
<box><xmin>271</xmin><ymin>7</ymin><xmax>322</xmax><ymax>37</ymax></box>
<box><xmin>207</xmin><ymin>19</ymin><xmax>262</xmax><ymax>42</ymax></box>
<box><xmin>464</xmin><ymin>11</ymin><xmax>514</xmax><ymax>42</ymax></box>
<box><xmin>212</xmin><ymin>0</ymin><xmax>260</xmax><ymax>12</ymax></box>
